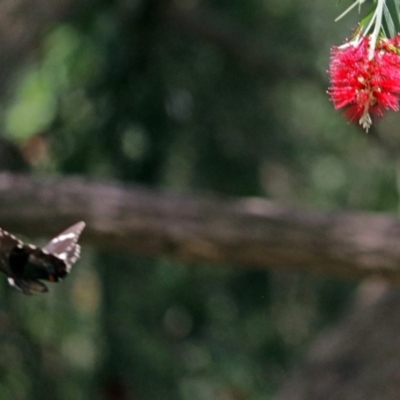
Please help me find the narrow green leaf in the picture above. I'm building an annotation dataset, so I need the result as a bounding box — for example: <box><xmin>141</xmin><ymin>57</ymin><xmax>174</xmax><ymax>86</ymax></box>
<box><xmin>335</xmin><ymin>0</ymin><xmax>362</xmax><ymax>22</ymax></box>
<box><xmin>383</xmin><ymin>3</ymin><xmax>395</xmax><ymax>37</ymax></box>
<box><xmin>359</xmin><ymin>9</ymin><xmax>375</xmax><ymax>33</ymax></box>
<box><xmin>394</xmin><ymin>0</ymin><xmax>400</xmax><ymax>28</ymax></box>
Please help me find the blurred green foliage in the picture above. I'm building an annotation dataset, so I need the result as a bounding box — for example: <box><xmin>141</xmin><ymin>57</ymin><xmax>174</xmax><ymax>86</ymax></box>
<box><xmin>0</xmin><ymin>0</ymin><xmax>396</xmax><ymax>399</ymax></box>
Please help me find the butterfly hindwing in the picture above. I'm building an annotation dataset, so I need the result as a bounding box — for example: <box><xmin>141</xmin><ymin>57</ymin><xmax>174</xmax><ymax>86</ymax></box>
<box><xmin>0</xmin><ymin>229</ymin><xmax>23</xmax><ymax>276</ymax></box>
<box><xmin>0</xmin><ymin>222</ymin><xmax>85</xmax><ymax>294</ymax></box>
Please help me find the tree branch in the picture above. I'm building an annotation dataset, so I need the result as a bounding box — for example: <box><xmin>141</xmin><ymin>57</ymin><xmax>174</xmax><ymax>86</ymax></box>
<box><xmin>1</xmin><ymin>173</ymin><xmax>400</xmax><ymax>282</ymax></box>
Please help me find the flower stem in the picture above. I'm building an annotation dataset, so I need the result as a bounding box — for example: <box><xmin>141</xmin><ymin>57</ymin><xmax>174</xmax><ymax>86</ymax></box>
<box><xmin>368</xmin><ymin>0</ymin><xmax>386</xmax><ymax>59</ymax></box>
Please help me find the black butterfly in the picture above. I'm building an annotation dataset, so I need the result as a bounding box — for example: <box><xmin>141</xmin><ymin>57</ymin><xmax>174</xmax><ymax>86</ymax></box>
<box><xmin>0</xmin><ymin>221</ymin><xmax>85</xmax><ymax>294</ymax></box>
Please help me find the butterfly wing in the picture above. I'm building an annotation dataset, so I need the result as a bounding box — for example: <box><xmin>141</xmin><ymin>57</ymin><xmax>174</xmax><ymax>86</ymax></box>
<box><xmin>0</xmin><ymin>222</ymin><xmax>85</xmax><ymax>295</ymax></box>
<box><xmin>0</xmin><ymin>229</ymin><xmax>22</xmax><ymax>276</ymax></box>
<box><xmin>42</xmin><ymin>221</ymin><xmax>85</xmax><ymax>272</ymax></box>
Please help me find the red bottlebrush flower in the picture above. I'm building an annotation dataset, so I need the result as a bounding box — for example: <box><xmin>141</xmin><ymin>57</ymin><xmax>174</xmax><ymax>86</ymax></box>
<box><xmin>328</xmin><ymin>35</ymin><xmax>400</xmax><ymax>131</ymax></box>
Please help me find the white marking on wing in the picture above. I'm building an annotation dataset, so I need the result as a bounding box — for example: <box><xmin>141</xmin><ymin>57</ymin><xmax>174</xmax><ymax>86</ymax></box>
<box><xmin>58</xmin><ymin>253</ymin><xmax>68</xmax><ymax>260</ymax></box>
<box><xmin>7</xmin><ymin>277</ymin><xmax>16</xmax><ymax>287</ymax></box>
<box><xmin>51</xmin><ymin>232</ymin><xmax>76</xmax><ymax>243</ymax></box>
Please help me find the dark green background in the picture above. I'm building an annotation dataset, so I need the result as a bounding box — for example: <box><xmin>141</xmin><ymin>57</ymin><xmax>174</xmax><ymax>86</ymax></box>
<box><xmin>0</xmin><ymin>1</ymin><xmax>395</xmax><ymax>399</ymax></box>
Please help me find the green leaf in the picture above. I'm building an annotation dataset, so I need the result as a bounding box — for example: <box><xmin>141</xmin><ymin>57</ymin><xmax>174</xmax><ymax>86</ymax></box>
<box><xmin>383</xmin><ymin>3</ymin><xmax>395</xmax><ymax>37</ymax></box>
<box><xmin>359</xmin><ymin>9</ymin><xmax>375</xmax><ymax>33</ymax></box>
<box><xmin>394</xmin><ymin>0</ymin><xmax>400</xmax><ymax>28</ymax></box>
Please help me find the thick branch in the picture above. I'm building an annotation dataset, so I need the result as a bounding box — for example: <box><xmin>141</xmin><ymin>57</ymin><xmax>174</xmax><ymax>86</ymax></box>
<box><xmin>0</xmin><ymin>173</ymin><xmax>400</xmax><ymax>282</ymax></box>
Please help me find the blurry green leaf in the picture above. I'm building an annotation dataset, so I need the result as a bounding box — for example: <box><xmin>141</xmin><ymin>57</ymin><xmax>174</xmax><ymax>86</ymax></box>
<box><xmin>383</xmin><ymin>3</ymin><xmax>395</xmax><ymax>37</ymax></box>
<box><xmin>5</xmin><ymin>70</ymin><xmax>57</xmax><ymax>141</ymax></box>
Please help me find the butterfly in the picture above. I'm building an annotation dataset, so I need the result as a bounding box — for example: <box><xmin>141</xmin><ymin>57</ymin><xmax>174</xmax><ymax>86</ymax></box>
<box><xmin>0</xmin><ymin>221</ymin><xmax>85</xmax><ymax>294</ymax></box>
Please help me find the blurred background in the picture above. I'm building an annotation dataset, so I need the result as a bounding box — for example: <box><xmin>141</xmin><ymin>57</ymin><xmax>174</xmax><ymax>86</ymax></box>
<box><xmin>0</xmin><ymin>0</ymin><xmax>397</xmax><ymax>399</ymax></box>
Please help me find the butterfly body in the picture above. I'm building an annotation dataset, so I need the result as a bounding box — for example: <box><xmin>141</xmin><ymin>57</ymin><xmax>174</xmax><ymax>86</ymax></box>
<box><xmin>0</xmin><ymin>221</ymin><xmax>85</xmax><ymax>294</ymax></box>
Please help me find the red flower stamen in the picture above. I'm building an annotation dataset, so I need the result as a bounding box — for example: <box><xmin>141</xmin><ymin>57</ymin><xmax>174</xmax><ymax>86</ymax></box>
<box><xmin>328</xmin><ymin>35</ymin><xmax>400</xmax><ymax>131</ymax></box>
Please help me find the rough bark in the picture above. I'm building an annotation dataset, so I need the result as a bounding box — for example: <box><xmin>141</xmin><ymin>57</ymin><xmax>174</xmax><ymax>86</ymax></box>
<box><xmin>1</xmin><ymin>173</ymin><xmax>400</xmax><ymax>283</ymax></box>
